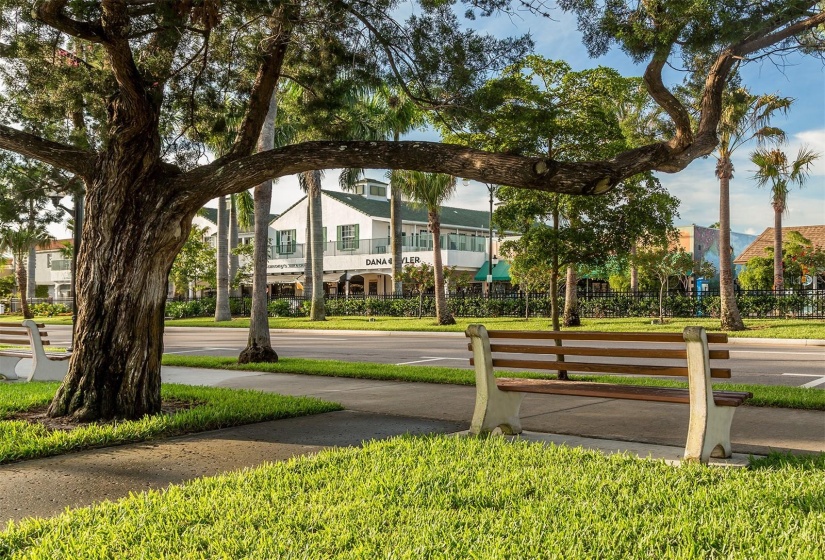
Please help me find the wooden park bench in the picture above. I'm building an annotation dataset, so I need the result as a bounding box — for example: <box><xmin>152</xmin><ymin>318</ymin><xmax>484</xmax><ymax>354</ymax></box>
<box><xmin>0</xmin><ymin>319</ymin><xmax>71</xmax><ymax>381</ymax></box>
<box><xmin>465</xmin><ymin>325</ymin><xmax>752</xmax><ymax>464</ymax></box>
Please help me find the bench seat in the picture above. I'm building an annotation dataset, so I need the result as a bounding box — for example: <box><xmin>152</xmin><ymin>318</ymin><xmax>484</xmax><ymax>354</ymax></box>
<box><xmin>495</xmin><ymin>378</ymin><xmax>751</xmax><ymax>407</ymax></box>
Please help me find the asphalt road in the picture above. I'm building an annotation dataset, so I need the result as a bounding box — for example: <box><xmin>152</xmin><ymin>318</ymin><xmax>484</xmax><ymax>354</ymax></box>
<box><xmin>44</xmin><ymin>325</ymin><xmax>825</xmax><ymax>387</ymax></box>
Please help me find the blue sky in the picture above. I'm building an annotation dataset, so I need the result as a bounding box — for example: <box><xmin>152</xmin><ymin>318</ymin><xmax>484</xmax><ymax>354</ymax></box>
<box><xmin>267</xmin><ymin>8</ymin><xmax>824</xmax><ymax>237</ymax></box>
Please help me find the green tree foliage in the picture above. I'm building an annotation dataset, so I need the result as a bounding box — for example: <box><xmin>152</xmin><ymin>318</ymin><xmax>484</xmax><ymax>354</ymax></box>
<box><xmin>169</xmin><ymin>225</ymin><xmax>217</xmax><ymax>297</ymax></box>
<box><xmin>508</xmin><ymin>261</ymin><xmax>555</xmax><ymax>319</ymax></box>
<box><xmin>750</xmin><ymin>146</ymin><xmax>821</xmax><ymax>290</ymax></box>
<box><xmin>738</xmin><ymin>256</ymin><xmax>774</xmax><ymax>291</ymax></box>
<box><xmin>632</xmin><ymin>244</ymin><xmax>695</xmax><ymax>324</ymax></box>
<box><xmin>739</xmin><ymin>231</ymin><xmax>825</xmax><ymax>290</ymax></box>
<box><xmin>0</xmin><ymin>224</ymin><xmax>53</xmax><ymax>318</ymax></box>
<box><xmin>401</xmin><ymin>262</ymin><xmax>434</xmax><ymax>319</ymax></box>
<box><xmin>442</xmin><ymin>56</ymin><xmax>680</xmax><ymax>329</ymax></box>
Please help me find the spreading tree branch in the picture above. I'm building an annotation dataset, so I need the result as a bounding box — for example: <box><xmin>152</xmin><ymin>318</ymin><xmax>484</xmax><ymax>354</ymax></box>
<box><xmin>223</xmin><ymin>8</ymin><xmax>294</xmax><ymax>161</ymax></box>
<box><xmin>177</xmin><ymin>140</ymin><xmax>676</xmax><ymax>204</ymax></box>
<box><xmin>33</xmin><ymin>0</ymin><xmax>106</xmax><ymax>43</ymax></box>
<box><xmin>0</xmin><ymin>124</ymin><xmax>96</xmax><ymax>177</ymax></box>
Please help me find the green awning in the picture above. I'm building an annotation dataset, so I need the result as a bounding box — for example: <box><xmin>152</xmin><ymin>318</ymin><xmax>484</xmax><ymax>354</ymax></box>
<box><xmin>473</xmin><ymin>261</ymin><xmax>511</xmax><ymax>282</ymax></box>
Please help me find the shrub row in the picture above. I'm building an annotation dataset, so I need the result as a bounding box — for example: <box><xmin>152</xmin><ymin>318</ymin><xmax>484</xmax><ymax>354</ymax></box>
<box><xmin>163</xmin><ymin>292</ymin><xmax>825</xmax><ymax>319</ymax></box>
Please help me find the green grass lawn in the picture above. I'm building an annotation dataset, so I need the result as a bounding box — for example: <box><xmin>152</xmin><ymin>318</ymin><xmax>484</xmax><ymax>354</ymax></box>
<box><xmin>1</xmin><ymin>436</ymin><xmax>822</xmax><ymax>559</ymax></box>
<box><xmin>26</xmin><ymin>313</ymin><xmax>825</xmax><ymax>338</ymax></box>
<box><xmin>162</xmin><ymin>355</ymin><xmax>825</xmax><ymax>410</ymax></box>
<box><xmin>161</xmin><ymin>315</ymin><xmax>825</xmax><ymax>339</ymax></box>
<box><xmin>0</xmin><ymin>383</ymin><xmax>340</xmax><ymax>465</ymax></box>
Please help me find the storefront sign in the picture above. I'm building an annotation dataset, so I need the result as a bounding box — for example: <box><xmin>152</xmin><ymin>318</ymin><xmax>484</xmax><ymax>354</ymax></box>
<box><xmin>365</xmin><ymin>256</ymin><xmax>422</xmax><ymax>266</ymax></box>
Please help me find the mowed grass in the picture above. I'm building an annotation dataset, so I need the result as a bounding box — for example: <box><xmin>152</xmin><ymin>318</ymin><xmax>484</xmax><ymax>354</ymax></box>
<box><xmin>162</xmin><ymin>355</ymin><xmax>825</xmax><ymax>410</ymax></box>
<box><xmin>160</xmin><ymin>315</ymin><xmax>825</xmax><ymax>339</ymax></box>
<box><xmin>0</xmin><ymin>382</ymin><xmax>341</xmax><ymax>465</ymax></box>
<box><xmin>1</xmin><ymin>436</ymin><xmax>823</xmax><ymax>559</ymax></box>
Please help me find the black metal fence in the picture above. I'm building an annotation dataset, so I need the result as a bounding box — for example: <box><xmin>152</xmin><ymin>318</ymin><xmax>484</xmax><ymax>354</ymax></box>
<box><xmin>162</xmin><ymin>289</ymin><xmax>825</xmax><ymax>320</ymax></box>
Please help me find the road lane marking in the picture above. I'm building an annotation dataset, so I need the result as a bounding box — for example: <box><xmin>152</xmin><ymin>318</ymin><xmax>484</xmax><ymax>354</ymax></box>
<box><xmin>782</xmin><ymin>373</ymin><xmax>825</xmax><ymax>388</ymax></box>
<box><xmin>395</xmin><ymin>357</ymin><xmax>468</xmax><ymax>365</ymax></box>
<box><xmin>395</xmin><ymin>358</ymin><xmax>445</xmax><ymax>365</ymax></box>
<box><xmin>802</xmin><ymin>377</ymin><xmax>825</xmax><ymax>388</ymax></box>
<box><xmin>165</xmin><ymin>348</ymin><xmax>238</xmax><ymax>354</ymax></box>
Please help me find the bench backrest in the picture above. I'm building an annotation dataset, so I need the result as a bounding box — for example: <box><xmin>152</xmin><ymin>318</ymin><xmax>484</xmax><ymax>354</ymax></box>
<box><xmin>467</xmin><ymin>329</ymin><xmax>731</xmax><ymax>379</ymax></box>
<box><xmin>0</xmin><ymin>322</ymin><xmax>50</xmax><ymax>347</ymax></box>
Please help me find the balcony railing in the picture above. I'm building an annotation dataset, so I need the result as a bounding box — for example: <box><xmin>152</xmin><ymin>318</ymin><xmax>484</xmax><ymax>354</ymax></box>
<box><xmin>269</xmin><ymin>234</ymin><xmax>488</xmax><ymax>259</ymax></box>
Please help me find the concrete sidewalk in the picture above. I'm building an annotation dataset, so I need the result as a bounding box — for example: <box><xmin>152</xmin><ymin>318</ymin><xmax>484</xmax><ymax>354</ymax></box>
<box><xmin>1</xmin><ymin>366</ymin><xmax>823</xmax><ymax>528</ymax></box>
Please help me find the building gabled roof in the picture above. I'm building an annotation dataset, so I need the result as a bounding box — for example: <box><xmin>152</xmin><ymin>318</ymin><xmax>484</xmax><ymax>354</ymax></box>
<box><xmin>321</xmin><ymin>190</ymin><xmax>491</xmax><ymax>230</ymax></box>
<box><xmin>198</xmin><ymin>207</ymin><xmax>279</xmax><ymax>232</ymax></box>
<box><xmin>734</xmin><ymin>225</ymin><xmax>825</xmax><ymax>264</ymax></box>
<box><xmin>37</xmin><ymin>239</ymin><xmax>72</xmax><ymax>252</ymax></box>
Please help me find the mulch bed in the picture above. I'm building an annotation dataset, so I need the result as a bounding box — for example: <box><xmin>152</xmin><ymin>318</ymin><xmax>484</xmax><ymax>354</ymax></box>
<box><xmin>7</xmin><ymin>398</ymin><xmax>199</xmax><ymax>432</ymax></box>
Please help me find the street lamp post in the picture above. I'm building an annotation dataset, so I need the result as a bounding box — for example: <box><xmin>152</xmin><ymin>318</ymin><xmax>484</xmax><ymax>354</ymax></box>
<box><xmin>486</xmin><ymin>183</ymin><xmax>496</xmax><ymax>296</ymax></box>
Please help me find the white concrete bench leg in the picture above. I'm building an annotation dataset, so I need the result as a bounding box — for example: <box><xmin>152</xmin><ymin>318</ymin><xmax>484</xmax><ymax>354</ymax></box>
<box><xmin>467</xmin><ymin>324</ymin><xmax>525</xmax><ymax>435</ymax></box>
<box><xmin>0</xmin><ymin>356</ymin><xmax>21</xmax><ymax>380</ymax></box>
<box><xmin>22</xmin><ymin>319</ymin><xmax>70</xmax><ymax>382</ymax></box>
<box><xmin>683</xmin><ymin>326</ymin><xmax>736</xmax><ymax>463</ymax></box>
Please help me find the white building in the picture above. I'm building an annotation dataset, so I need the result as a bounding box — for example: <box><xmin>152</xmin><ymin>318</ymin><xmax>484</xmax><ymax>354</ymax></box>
<box><xmin>29</xmin><ymin>180</ymin><xmax>504</xmax><ymax>299</ymax></box>
<box><xmin>32</xmin><ymin>240</ymin><xmax>73</xmax><ymax>299</ymax></box>
<box><xmin>267</xmin><ymin>179</ymin><xmax>500</xmax><ymax>296</ymax></box>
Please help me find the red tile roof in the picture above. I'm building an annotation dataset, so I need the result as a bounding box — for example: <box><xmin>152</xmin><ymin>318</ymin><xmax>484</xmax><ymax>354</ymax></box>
<box><xmin>734</xmin><ymin>226</ymin><xmax>825</xmax><ymax>264</ymax></box>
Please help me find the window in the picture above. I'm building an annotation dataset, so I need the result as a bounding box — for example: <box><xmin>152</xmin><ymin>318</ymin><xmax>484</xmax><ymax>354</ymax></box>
<box><xmin>337</xmin><ymin>224</ymin><xmax>360</xmax><ymax>250</ymax></box>
<box><xmin>370</xmin><ymin>184</ymin><xmax>386</xmax><ymax>197</ymax></box>
<box><xmin>458</xmin><ymin>234</ymin><xmax>467</xmax><ymax>251</ymax></box>
<box><xmin>277</xmin><ymin>229</ymin><xmax>296</xmax><ymax>255</ymax></box>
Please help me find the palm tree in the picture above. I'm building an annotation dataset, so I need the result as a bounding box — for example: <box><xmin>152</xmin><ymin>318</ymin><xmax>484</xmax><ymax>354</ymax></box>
<box><xmin>713</xmin><ymin>89</ymin><xmax>791</xmax><ymax>330</ymax></box>
<box><xmin>396</xmin><ymin>170</ymin><xmax>457</xmax><ymax>325</ymax></box>
<box><xmin>229</xmin><ymin>191</ymin><xmax>254</xmax><ymax>296</ymax></box>
<box><xmin>240</xmin><ymin>93</ymin><xmax>280</xmax><ymax>363</ymax></box>
<box><xmin>298</xmin><ymin>169</ymin><xmax>326</xmax><ymax>321</ymax></box>
<box><xmin>750</xmin><ymin>146</ymin><xmax>821</xmax><ymax>291</ymax></box>
<box><xmin>0</xmin><ymin>225</ymin><xmax>53</xmax><ymax>318</ymax></box>
<box><xmin>214</xmin><ymin>195</ymin><xmax>232</xmax><ymax>321</ymax></box>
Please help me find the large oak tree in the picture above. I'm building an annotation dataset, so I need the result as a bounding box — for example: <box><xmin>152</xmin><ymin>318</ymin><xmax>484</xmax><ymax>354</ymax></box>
<box><xmin>0</xmin><ymin>0</ymin><xmax>822</xmax><ymax>420</ymax></box>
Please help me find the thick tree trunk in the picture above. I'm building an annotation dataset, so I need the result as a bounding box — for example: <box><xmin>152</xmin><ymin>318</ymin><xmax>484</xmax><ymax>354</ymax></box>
<box><xmin>48</xmin><ymin>171</ymin><xmax>191</xmax><ymax>420</ymax></box>
<box><xmin>563</xmin><ymin>266</ymin><xmax>580</xmax><ymax>327</ymax></box>
<box><xmin>773</xmin><ymin>207</ymin><xmax>784</xmax><ymax>291</ymax></box>
<box><xmin>308</xmin><ymin>170</ymin><xmax>325</xmax><ymax>321</ymax></box>
<box><xmin>717</xmin><ymin>168</ymin><xmax>745</xmax><ymax>330</ymax></box>
<box><xmin>240</xmin><ymin>93</ymin><xmax>278</xmax><ymax>364</ymax></box>
<box><xmin>229</xmin><ymin>196</ymin><xmax>240</xmax><ymax>297</ymax></box>
<box><xmin>430</xmin><ymin>210</ymin><xmax>454</xmax><ymax>325</ymax></box>
<box><xmin>629</xmin><ymin>244</ymin><xmax>638</xmax><ymax>293</ymax></box>
<box><xmin>215</xmin><ymin>195</ymin><xmax>231</xmax><ymax>321</ymax></box>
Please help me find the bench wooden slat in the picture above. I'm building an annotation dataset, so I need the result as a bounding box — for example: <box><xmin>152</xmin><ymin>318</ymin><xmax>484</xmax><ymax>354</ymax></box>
<box><xmin>0</xmin><ymin>323</ymin><xmax>45</xmax><ymax>328</ymax></box>
<box><xmin>476</xmin><ymin>343</ymin><xmax>729</xmax><ymax>360</ymax></box>
<box><xmin>495</xmin><ymin>378</ymin><xmax>751</xmax><ymax>407</ymax></box>
<box><xmin>470</xmin><ymin>357</ymin><xmax>732</xmax><ymax>378</ymax></box>
<box><xmin>485</xmin><ymin>330</ymin><xmax>729</xmax><ymax>344</ymax></box>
